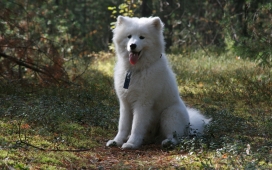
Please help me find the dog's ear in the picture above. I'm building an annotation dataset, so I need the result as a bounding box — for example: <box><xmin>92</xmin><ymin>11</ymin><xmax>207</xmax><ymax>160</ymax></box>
<box><xmin>152</xmin><ymin>17</ymin><xmax>163</xmax><ymax>30</ymax></box>
<box><xmin>116</xmin><ymin>16</ymin><xmax>126</xmax><ymax>26</ymax></box>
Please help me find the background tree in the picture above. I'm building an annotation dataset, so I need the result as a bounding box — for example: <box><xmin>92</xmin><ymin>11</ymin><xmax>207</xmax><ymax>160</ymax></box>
<box><xmin>0</xmin><ymin>0</ymin><xmax>271</xmax><ymax>86</ymax></box>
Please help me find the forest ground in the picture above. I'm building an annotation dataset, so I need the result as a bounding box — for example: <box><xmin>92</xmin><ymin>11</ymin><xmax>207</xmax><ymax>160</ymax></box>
<box><xmin>0</xmin><ymin>51</ymin><xmax>271</xmax><ymax>169</ymax></box>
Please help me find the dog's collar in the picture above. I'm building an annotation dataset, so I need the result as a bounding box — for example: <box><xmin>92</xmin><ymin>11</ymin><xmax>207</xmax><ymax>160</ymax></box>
<box><xmin>123</xmin><ymin>71</ymin><xmax>131</xmax><ymax>89</ymax></box>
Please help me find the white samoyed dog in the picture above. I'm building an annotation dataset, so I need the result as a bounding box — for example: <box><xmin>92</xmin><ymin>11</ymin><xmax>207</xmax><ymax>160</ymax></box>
<box><xmin>107</xmin><ymin>16</ymin><xmax>210</xmax><ymax>149</ymax></box>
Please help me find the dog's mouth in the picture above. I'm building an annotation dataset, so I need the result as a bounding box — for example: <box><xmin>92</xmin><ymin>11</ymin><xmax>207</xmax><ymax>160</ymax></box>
<box><xmin>129</xmin><ymin>51</ymin><xmax>141</xmax><ymax>65</ymax></box>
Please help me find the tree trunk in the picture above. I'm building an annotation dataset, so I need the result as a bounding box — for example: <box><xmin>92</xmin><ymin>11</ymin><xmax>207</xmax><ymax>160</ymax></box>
<box><xmin>141</xmin><ymin>0</ymin><xmax>152</xmax><ymax>17</ymax></box>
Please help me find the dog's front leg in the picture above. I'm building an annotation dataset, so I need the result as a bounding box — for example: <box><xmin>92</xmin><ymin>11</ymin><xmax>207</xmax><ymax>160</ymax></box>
<box><xmin>106</xmin><ymin>99</ymin><xmax>132</xmax><ymax>147</ymax></box>
<box><xmin>122</xmin><ymin>106</ymin><xmax>152</xmax><ymax>149</ymax></box>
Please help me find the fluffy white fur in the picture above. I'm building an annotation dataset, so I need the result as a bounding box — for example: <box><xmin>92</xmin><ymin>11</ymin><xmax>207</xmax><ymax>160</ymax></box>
<box><xmin>106</xmin><ymin>16</ymin><xmax>210</xmax><ymax>149</ymax></box>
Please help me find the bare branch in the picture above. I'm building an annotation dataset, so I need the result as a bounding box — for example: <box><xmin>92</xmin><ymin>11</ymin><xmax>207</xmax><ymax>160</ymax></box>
<box><xmin>0</xmin><ymin>52</ymin><xmax>48</xmax><ymax>75</ymax></box>
<box><xmin>0</xmin><ymin>52</ymin><xmax>75</xmax><ymax>85</ymax></box>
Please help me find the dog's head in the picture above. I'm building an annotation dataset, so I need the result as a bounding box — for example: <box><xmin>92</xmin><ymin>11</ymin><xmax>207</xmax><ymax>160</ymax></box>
<box><xmin>113</xmin><ymin>16</ymin><xmax>165</xmax><ymax>66</ymax></box>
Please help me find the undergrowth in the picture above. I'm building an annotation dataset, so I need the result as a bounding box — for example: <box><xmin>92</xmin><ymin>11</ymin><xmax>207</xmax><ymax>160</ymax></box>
<box><xmin>0</xmin><ymin>51</ymin><xmax>271</xmax><ymax>169</ymax></box>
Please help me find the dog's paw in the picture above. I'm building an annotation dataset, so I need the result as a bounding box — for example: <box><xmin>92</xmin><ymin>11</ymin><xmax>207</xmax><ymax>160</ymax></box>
<box><xmin>161</xmin><ymin>138</ymin><xmax>177</xmax><ymax>149</ymax></box>
<box><xmin>121</xmin><ymin>143</ymin><xmax>139</xmax><ymax>150</ymax></box>
<box><xmin>106</xmin><ymin>140</ymin><xmax>119</xmax><ymax>147</ymax></box>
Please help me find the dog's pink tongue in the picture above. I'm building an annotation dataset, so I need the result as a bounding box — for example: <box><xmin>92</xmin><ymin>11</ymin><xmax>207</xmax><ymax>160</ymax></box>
<box><xmin>129</xmin><ymin>53</ymin><xmax>138</xmax><ymax>65</ymax></box>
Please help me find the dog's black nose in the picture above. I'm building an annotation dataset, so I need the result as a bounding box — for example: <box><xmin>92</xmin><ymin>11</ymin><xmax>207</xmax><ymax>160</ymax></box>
<box><xmin>130</xmin><ymin>44</ymin><xmax>136</xmax><ymax>50</ymax></box>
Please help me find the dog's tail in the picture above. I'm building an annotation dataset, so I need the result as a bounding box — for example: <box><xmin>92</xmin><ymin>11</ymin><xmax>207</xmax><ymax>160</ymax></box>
<box><xmin>187</xmin><ymin>107</ymin><xmax>211</xmax><ymax>135</ymax></box>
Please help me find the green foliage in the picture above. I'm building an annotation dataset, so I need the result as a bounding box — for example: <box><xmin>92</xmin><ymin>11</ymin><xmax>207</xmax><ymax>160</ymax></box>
<box><xmin>108</xmin><ymin>0</ymin><xmax>141</xmax><ymax>30</ymax></box>
<box><xmin>222</xmin><ymin>1</ymin><xmax>272</xmax><ymax>67</ymax></box>
<box><xmin>1</xmin><ymin>0</ymin><xmax>271</xmax><ymax>85</ymax></box>
<box><xmin>0</xmin><ymin>0</ymin><xmax>116</xmax><ymax>85</ymax></box>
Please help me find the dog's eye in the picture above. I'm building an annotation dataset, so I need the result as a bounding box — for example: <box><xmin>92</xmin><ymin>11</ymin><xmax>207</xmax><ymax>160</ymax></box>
<box><xmin>139</xmin><ymin>36</ymin><xmax>145</xmax><ymax>39</ymax></box>
<box><xmin>128</xmin><ymin>35</ymin><xmax>132</xmax><ymax>39</ymax></box>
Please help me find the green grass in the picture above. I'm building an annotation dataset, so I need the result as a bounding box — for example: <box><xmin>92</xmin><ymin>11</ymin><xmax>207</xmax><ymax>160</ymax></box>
<box><xmin>0</xmin><ymin>51</ymin><xmax>271</xmax><ymax>169</ymax></box>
